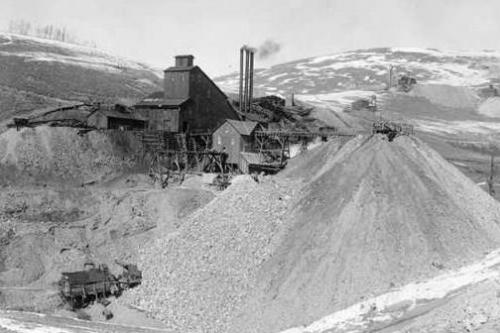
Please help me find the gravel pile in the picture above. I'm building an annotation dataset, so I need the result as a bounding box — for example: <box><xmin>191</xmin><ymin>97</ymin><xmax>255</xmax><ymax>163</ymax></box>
<box><xmin>125</xmin><ymin>175</ymin><xmax>298</xmax><ymax>332</ymax></box>
<box><xmin>231</xmin><ymin>134</ymin><xmax>500</xmax><ymax>333</ymax></box>
<box><xmin>127</xmin><ymin>134</ymin><xmax>500</xmax><ymax>333</ymax></box>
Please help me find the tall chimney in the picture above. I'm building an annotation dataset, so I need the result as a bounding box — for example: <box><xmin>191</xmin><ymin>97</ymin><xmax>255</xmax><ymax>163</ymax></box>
<box><xmin>243</xmin><ymin>48</ymin><xmax>250</xmax><ymax>116</ymax></box>
<box><xmin>239</xmin><ymin>47</ymin><xmax>244</xmax><ymax>116</ymax></box>
<box><xmin>248</xmin><ymin>50</ymin><xmax>254</xmax><ymax>115</ymax></box>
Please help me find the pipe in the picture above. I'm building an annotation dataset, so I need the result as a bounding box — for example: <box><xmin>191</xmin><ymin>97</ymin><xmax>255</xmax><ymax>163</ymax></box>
<box><xmin>248</xmin><ymin>50</ymin><xmax>254</xmax><ymax>115</ymax></box>
<box><xmin>239</xmin><ymin>47</ymin><xmax>244</xmax><ymax>115</ymax></box>
<box><xmin>243</xmin><ymin>48</ymin><xmax>250</xmax><ymax>117</ymax></box>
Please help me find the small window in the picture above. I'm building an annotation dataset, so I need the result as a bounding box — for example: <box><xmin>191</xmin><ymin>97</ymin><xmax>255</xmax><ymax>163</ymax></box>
<box><xmin>218</xmin><ymin>135</ymin><xmax>222</xmax><ymax>145</ymax></box>
<box><xmin>230</xmin><ymin>138</ymin><xmax>235</xmax><ymax>145</ymax></box>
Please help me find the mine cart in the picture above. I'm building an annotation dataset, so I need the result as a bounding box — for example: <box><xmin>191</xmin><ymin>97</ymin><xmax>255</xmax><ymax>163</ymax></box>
<box><xmin>59</xmin><ymin>263</ymin><xmax>119</xmax><ymax>308</ymax></box>
<box><xmin>59</xmin><ymin>261</ymin><xmax>142</xmax><ymax>309</ymax></box>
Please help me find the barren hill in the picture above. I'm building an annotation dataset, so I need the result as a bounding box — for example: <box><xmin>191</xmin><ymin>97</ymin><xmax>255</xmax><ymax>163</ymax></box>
<box><xmin>127</xmin><ymin>134</ymin><xmax>500</xmax><ymax>333</ymax></box>
<box><xmin>0</xmin><ymin>33</ymin><xmax>161</xmax><ymax>124</ymax></box>
<box><xmin>215</xmin><ymin>47</ymin><xmax>500</xmax><ymax>96</ymax></box>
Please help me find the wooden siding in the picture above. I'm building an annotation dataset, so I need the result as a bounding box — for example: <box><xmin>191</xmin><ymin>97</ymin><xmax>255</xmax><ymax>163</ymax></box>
<box><xmin>135</xmin><ymin>108</ymin><xmax>181</xmax><ymax>131</ymax></box>
<box><xmin>186</xmin><ymin>67</ymin><xmax>239</xmax><ymax>132</ymax></box>
<box><xmin>212</xmin><ymin>121</ymin><xmax>241</xmax><ymax>164</ymax></box>
<box><xmin>164</xmin><ymin>71</ymin><xmax>190</xmax><ymax>99</ymax></box>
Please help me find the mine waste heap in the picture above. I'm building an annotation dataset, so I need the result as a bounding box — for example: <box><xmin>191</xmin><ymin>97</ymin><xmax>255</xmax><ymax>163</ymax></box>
<box><xmin>126</xmin><ymin>134</ymin><xmax>500</xmax><ymax>333</ymax></box>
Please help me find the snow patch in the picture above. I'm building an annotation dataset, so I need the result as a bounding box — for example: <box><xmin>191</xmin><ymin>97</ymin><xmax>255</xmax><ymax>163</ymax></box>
<box><xmin>280</xmin><ymin>248</ymin><xmax>500</xmax><ymax>333</ymax></box>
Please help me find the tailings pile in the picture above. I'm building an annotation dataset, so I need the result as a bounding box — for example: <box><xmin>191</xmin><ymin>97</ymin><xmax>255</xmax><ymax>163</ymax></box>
<box><xmin>129</xmin><ymin>134</ymin><xmax>500</xmax><ymax>333</ymax></box>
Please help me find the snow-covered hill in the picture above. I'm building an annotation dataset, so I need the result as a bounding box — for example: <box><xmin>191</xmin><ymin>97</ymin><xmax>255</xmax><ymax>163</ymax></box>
<box><xmin>215</xmin><ymin>47</ymin><xmax>500</xmax><ymax>95</ymax></box>
<box><xmin>0</xmin><ymin>33</ymin><xmax>162</xmax><ymax>122</ymax></box>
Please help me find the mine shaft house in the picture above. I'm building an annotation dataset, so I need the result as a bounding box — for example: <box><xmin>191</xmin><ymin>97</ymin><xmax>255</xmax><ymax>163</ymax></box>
<box><xmin>134</xmin><ymin>55</ymin><xmax>239</xmax><ymax>133</ymax></box>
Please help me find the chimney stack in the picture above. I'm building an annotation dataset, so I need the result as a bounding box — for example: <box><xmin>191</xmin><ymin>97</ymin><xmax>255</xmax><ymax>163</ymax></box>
<box><xmin>239</xmin><ymin>46</ymin><xmax>255</xmax><ymax>119</ymax></box>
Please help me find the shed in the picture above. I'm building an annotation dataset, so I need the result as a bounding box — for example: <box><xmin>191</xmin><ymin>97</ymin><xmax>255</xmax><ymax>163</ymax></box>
<box><xmin>212</xmin><ymin>119</ymin><xmax>259</xmax><ymax>165</ymax></box>
<box><xmin>88</xmin><ymin>107</ymin><xmax>146</xmax><ymax>130</ymax></box>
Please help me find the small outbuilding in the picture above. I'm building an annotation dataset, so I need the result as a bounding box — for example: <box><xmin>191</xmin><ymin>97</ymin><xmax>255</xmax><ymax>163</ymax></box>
<box><xmin>212</xmin><ymin>119</ymin><xmax>260</xmax><ymax>166</ymax></box>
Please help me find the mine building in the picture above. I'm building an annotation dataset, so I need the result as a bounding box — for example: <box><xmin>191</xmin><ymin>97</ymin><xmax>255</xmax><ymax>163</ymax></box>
<box><xmin>134</xmin><ymin>55</ymin><xmax>239</xmax><ymax>133</ymax></box>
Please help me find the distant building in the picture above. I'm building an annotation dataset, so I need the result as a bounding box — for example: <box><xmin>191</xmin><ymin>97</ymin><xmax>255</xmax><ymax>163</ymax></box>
<box><xmin>134</xmin><ymin>55</ymin><xmax>239</xmax><ymax>133</ymax></box>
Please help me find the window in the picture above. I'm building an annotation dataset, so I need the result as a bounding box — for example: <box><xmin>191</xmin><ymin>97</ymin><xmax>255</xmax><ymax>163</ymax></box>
<box><xmin>218</xmin><ymin>135</ymin><xmax>222</xmax><ymax>145</ymax></box>
<box><xmin>230</xmin><ymin>138</ymin><xmax>235</xmax><ymax>145</ymax></box>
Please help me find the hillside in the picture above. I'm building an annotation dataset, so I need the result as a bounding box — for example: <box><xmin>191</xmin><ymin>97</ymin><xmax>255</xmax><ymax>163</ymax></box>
<box><xmin>215</xmin><ymin>47</ymin><xmax>500</xmax><ymax>190</ymax></box>
<box><xmin>215</xmin><ymin>47</ymin><xmax>500</xmax><ymax>95</ymax></box>
<box><xmin>0</xmin><ymin>33</ymin><xmax>162</xmax><ymax>125</ymax></box>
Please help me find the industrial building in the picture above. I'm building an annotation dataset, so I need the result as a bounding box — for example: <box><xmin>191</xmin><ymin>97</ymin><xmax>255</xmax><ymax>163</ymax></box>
<box><xmin>134</xmin><ymin>55</ymin><xmax>239</xmax><ymax>133</ymax></box>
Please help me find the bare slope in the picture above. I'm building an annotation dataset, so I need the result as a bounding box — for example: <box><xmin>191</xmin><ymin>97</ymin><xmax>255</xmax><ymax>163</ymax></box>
<box><xmin>128</xmin><ymin>135</ymin><xmax>500</xmax><ymax>333</ymax></box>
<box><xmin>215</xmin><ymin>47</ymin><xmax>500</xmax><ymax>96</ymax></box>
<box><xmin>0</xmin><ymin>33</ymin><xmax>161</xmax><ymax>124</ymax></box>
<box><xmin>0</xmin><ymin>126</ymin><xmax>143</xmax><ymax>186</ymax></box>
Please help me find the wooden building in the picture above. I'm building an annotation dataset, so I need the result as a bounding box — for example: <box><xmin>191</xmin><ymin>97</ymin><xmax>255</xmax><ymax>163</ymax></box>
<box><xmin>88</xmin><ymin>105</ymin><xmax>146</xmax><ymax>130</ymax></box>
<box><xmin>212</xmin><ymin>119</ymin><xmax>259</xmax><ymax>166</ymax></box>
<box><xmin>134</xmin><ymin>55</ymin><xmax>239</xmax><ymax>133</ymax></box>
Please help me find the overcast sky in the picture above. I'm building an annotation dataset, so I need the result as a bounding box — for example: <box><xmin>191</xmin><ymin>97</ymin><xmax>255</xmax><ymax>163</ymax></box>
<box><xmin>1</xmin><ymin>0</ymin><xmax>500</xmax><ymax>76</ymax></box>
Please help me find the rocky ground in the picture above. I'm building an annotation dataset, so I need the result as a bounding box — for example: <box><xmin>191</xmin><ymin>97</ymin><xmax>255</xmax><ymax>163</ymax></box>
<box><xmin>0</xmin><ymin>126</ymin><xmax>219</xmax><ymax>330</ymax></box>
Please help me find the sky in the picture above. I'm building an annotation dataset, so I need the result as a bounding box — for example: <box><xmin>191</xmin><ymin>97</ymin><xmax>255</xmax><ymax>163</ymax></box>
<box><xmin>1</xmin><ymin>0</ymin><xmax>500</xmax><ymax>77</ymax></box>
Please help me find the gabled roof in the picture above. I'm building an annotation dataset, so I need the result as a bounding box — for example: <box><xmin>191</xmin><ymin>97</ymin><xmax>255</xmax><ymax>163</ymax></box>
<box><xmin>226</xmin><ymin>119</ymin><xmax>259</xmax><ymax>136</ymax></box>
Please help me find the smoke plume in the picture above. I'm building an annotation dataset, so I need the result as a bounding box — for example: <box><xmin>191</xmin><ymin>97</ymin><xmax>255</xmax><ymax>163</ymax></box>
<box><xmin>257</xmin><ymin>39</ymin><xmax>282</xmax><ymax>59</ymax></box>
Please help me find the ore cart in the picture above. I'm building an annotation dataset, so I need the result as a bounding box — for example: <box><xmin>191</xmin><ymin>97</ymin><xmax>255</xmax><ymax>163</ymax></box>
<box><xmin>59</xmin><ymin>264</ymin><xmax>119</xmax><ymax>308</ymax></box>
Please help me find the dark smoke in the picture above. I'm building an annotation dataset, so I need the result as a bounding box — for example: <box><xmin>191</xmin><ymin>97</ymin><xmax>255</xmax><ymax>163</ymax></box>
<box><xmin>258</xmin><ymin>39</ymin><xmax>282</xmax><ymax>59</ymax></box>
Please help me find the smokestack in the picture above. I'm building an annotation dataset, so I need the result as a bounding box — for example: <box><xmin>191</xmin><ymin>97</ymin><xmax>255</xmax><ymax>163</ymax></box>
<box><xmin>239</xmin><ymin>47</ymin><xmax>244</xmax><ymax>116</ymax></box>
<box><xmin>238</xmin><ymin>45</ymin><xmax>256</xmax><ymax>120</ymax></box>
<box><xmin>244</xmin><ymin>48</ymin><xmax>250</xmax><ymax>117</ymax></box>
<box><xmin>248</xmin><ymin>50</ymin><xmax>254</xmax><ymax>115</ymax></box>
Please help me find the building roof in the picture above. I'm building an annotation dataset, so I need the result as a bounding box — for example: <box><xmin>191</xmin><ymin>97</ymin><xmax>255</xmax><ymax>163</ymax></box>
<box><xmin>226</xmin><ymin>119</ymin><xmax>259</xmax><ymax>136</ymax></box>
<box><xmin>145</xmin><ymin>91</ymin><xmax>164</xmax><ymax>99</ymax></box>
<box><xmin>135</xmin><ymin>97</ymin><xmax>189</xmax><ymax>108</ymax></box>
<box><xmin>164</xmin><ymin>66</ymin><xmax>196</xmax><ymax>72</ymax></box>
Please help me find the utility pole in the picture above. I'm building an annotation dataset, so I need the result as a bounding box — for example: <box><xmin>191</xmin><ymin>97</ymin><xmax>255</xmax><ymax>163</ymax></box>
<box><xmin>388</xmin><ymin>65</ymin><xmax>394</xmax><ymax>90</ymax></box>
<box><xmin>488</xmin><ymin>154</ymin><xmax>495</xmax><ymax>196</ymax></box>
